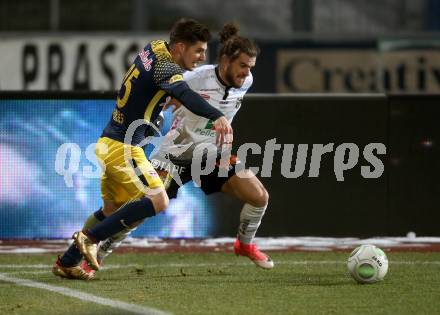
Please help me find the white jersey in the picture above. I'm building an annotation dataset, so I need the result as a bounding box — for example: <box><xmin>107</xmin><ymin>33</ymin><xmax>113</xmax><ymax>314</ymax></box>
<box><xmin>156</xmin><ymin>64</ymin><xmax>253</xmax><ymax>162</ymax></box>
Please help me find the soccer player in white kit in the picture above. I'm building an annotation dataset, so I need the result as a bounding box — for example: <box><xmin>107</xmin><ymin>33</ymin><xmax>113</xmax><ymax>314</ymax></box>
<box><xmin>79</xmin><ymin>23</ymin><xmax>273</xmax><ymax>278</ymax></box>
<box><xmin>153</xmin><ymin>23</ymin><xmax>273</xmax><ymax>269</ymax></box>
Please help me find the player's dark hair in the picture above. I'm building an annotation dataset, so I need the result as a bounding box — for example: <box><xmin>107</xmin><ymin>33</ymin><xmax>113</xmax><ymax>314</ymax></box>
<box><xmin>218</xmin><ymin>23</ymin><xmax>260</xmax><ymax>61</ymax></box>
<box><xmin>169</xmin><ymin>18</ymin><xmax>211</xmax><ymax>45</ymax></box>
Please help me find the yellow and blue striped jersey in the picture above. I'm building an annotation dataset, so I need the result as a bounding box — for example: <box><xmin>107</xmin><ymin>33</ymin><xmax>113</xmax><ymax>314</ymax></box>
<box><xmin>102</xmin><ymin>40</ymin><xmax>223</xmax><ymax>145</ymax></box>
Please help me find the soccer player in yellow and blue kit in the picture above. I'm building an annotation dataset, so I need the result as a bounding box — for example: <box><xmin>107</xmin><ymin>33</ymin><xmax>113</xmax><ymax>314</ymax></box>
<box><xmin>53</xmin><ymin>18</ymin><xmax>233</xmax><ymax>279</ymax></box>
<box><xmin>98</xmin><ymin>23</ymin><xmax>273</xmax><ymax>273</ymax></box>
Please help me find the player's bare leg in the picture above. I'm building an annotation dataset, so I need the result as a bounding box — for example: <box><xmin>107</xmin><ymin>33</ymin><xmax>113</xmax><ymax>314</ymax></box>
<box><xmin>221</xmin><ymin>169</ymin><xmax>274</xmax><ymax>269</ymax></box>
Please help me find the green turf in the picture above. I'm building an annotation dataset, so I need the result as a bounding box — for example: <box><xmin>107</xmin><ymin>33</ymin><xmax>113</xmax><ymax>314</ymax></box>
<box><xmin>1</xmin><ymin>252</ymin><xmax>440</xmax><ymax>315</ymax></box>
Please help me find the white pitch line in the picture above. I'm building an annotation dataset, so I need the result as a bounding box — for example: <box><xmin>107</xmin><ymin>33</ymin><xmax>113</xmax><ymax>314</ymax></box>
<box><xmin>7</xmin><ymin>271</ymin><xmax>50</xmax><ymax>275</ymax></box>
<box><xmin>0</xmin><ymin>264</ymin><xmax>53</xmax><ymax>268</ymax></box>
<box><xmin>0</xmin><ymin>273</ymin><xmax>172</xmax><ymax>315</ymax></box>
<box><xmin>1</xmin><ymin>260</ymin><xmax>440</xmax><ymax>271</ymax></box>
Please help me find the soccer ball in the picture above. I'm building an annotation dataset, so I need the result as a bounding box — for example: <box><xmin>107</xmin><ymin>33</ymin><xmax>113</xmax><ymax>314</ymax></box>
<box><xmin>347</xmin><ymin>244</ymin><xmax>388</xmax><ymax>284</ymax></box>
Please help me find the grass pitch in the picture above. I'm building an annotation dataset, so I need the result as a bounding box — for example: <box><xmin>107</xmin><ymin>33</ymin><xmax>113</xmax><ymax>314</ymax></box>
<box><xmin>1</xmin><ymin>251</ymin><xmax>439</xmax><ymax>315</ymax></box>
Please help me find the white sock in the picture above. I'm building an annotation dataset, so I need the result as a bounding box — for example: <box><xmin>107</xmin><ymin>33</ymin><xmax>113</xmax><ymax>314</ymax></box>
<box><xmin>238</xmin><ymin>203</ymin><xmax>267</xmax><ymax>244</ymax></box>
<box><xmin>97</xmin><ymin>226</ymin><xmax>137</xmax><ymax>262</ymax></box>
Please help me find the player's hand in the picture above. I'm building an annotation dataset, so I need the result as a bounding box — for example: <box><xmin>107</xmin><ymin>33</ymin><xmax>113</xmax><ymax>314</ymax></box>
<box><xmin>164</xmin><ymin>98</ymin><xmax>182</xmax><ymax>111</ymax></box>
<box><xmin>214</xmin><ymin>116</ymin><xmax>233</xmax><ymax>147</ymax></box>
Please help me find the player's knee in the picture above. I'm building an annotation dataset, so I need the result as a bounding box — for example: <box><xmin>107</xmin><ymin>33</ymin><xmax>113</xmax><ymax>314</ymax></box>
<box><xmin>150</xmin><ymin>191</ymin><xmax>169</xmax><ymax>213</ymax></box>
<box><xmin>250</xmin><ymin>186</ymin><xmax>269</xmax><ymax>208</ymax></box>
<box><xmin>262</xmin><ymin>187</ymin><xmax>269</xmax><ymax>206</ymax></box>
<box><xmin>154</xmin><ymin>194</ymin><xmax>169</xmax><ymax>213</ymax></box>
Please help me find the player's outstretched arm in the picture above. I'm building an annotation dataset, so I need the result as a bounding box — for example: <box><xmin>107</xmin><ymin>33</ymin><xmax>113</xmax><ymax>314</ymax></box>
<box><xmin>165</xmin><ymin>81</ymin><xmax>233</xmax><ymax>146</ymax></box>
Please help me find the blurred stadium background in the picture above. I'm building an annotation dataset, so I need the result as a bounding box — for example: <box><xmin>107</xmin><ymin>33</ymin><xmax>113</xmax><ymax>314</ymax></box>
<box><xmin>2</xmin><ymin>2</ymin><xmax>440</xmax><ymax>315</ymax></box>
<box><xmin>1</xmin><ymin>0</ymin><xmax>440</xmax><ymax>239</ymax></box>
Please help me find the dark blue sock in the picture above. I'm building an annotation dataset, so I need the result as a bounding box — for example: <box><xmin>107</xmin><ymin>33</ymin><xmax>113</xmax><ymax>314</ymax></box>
<box><xmin>94</xmin><ymin>209</ymin><xmax>106</xmax><ymax>221</ymax></box>
<box><xmin>87</xmin><ymin>198</ymin><xmax>156</xmax><ymax>241</ymax></box>
<box><xmin>60</xmin><ymin>208</ymin><xmax>105</xmax><ymax>267</ymax></box>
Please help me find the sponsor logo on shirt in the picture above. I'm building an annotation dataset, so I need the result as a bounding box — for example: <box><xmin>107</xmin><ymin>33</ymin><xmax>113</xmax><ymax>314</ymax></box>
<box><xmin>194</xmin><ymin>128</ymin><xmax>216</xmax><ymax>137</ymax></box>
<box><xmin>139</xmin><ymin>49</ymin><xmax>153</xmax><ymax>71</ymax></box>
<box><xmin>204</xmin><ymin>120</ymin><xmax>215</xmax><ymax>130</ymax></box>
<box><xmin>194</xmin><ymin>119</ymin><xmax>216</xmax><ymax>137</ymax></box>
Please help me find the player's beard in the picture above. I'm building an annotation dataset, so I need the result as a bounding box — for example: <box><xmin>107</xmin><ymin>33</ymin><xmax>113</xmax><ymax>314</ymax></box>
<box><xmin>225</xmin><ymin>67</ymin><xmax>245</xmax><ymax>88</ymax></box>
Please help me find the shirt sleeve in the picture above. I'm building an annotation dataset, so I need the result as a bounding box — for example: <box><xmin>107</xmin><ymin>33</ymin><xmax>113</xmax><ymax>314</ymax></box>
<box><xmin>154</xmin><ymin>60</ymin><xmax>224</xmax><ymax>121</ymax></box>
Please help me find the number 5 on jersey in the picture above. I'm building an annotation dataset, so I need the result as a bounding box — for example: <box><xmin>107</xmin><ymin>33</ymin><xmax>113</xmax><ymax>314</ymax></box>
<box><xmin>117</xmin><ymin>64</ymin><xmax>140</xmax><ymax>108</ymax></box>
